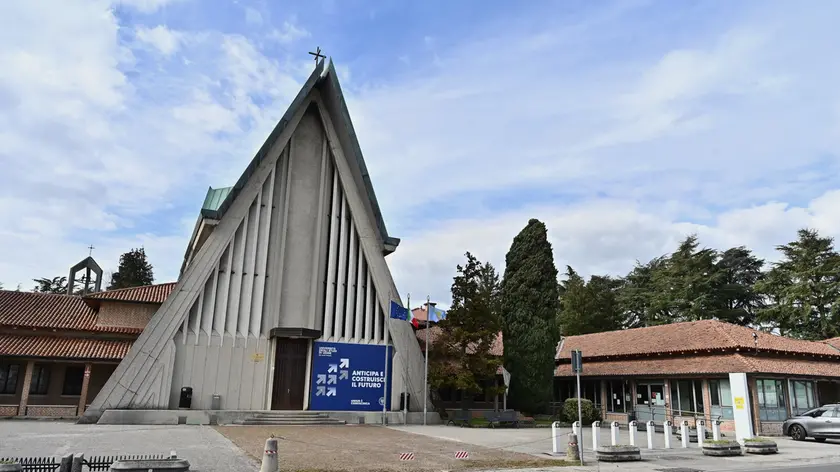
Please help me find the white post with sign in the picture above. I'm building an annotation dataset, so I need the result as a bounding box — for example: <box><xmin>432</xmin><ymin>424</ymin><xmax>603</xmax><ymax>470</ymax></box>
<box><xmin>729</xmin><ymin>373</ymin><xmax>754</xmax><ymax>442</ymax></box>
<box><xmin>571</xmin><ymin>349</ymin><xmax>584</xmax><ymax>465</ymax></box>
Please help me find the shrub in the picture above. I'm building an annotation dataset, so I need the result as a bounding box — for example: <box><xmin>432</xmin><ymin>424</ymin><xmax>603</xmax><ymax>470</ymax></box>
<box><xmin>562</xmin><ymin>398</ymin><xmax>601</xmax><ymax>425</ymax></box>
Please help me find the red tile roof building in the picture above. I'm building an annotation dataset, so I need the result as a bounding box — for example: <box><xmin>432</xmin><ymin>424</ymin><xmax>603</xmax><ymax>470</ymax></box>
<box><xmin>553</xmin><ymin>320</ymin><xmax>840</xmax><ymax>436</ymax></box>
<box><xmin>0</xmin><ymin>281</ymin><xmax>174</xmax><ymax>418</ymax></box>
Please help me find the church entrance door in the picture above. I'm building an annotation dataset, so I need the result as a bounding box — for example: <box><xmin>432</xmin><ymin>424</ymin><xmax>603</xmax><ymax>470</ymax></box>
<box><xmin>271</xmin><ymin>338</ymin><xmax>308</xmax><ymax>410</ymax></box>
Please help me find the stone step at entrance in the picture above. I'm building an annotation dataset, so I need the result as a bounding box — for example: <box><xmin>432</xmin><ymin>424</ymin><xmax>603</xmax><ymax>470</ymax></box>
<box><xmin>237</xmin><ymin>411</ymin><xmax>346</xmax><ymax>426</ymax></box>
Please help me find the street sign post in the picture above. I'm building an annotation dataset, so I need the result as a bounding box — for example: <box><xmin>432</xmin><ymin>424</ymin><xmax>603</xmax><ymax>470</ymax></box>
<box><xmin>571</xmin><ymin>349</ymin><xmax>584</xmax><ymax>465</ymax></box>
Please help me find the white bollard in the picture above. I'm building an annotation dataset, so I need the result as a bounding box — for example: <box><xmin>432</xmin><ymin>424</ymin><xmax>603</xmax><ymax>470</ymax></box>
<box><xmin>697</xmin><ymin>420</ymin><xmax>705</xmax><ymax>448</ymax></box>
<box><xmin>572</xmin><ymin>421</ymin><xmax>580</xmax><ymax>437</ymax></box>
<box><xmin>712</xmin><ymin>420</ymin><xmax>721</xmax><ymax>441</ymax></box>
<box><xmin>552</xmin><ymin>421</ymin><xmax>562</xmax><ymax>455</ymax></box>
<box><xmin>611</xmin><ymin>421</ymin><xmax>620</xmax><ymax>446</ymax></box>
<box><xmin>681</xmin><ymin>421</ymin><xmax>690</xmax><ymax>448</ymax></box>
<box><xmin>663</xmin><ymin>421</ymin><xmax>672</xmax><ymax>449</ymax></box>
<box><xmin>592</xmin><ymin>421</ymin><xmax>600</xmax><ymax>450</ymax></box>
<box><xmin>629</xmin><ymin>421</ymin><xmax>637</xmax><ymax>447</ymax></box>
<box><xmin>646</xmin><ymin>421</ymin><xmax>654</xmax><ymax>449</ymax></box>
<box><xmin>260</xmin><ymin>435</ymin><xmax>279</xmax><ymax>472</ymax></box>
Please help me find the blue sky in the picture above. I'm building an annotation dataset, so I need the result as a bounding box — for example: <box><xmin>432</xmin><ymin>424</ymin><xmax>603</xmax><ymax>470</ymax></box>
<box><xmin>2</xmin><ymin>0</ymin><xmax>840</xmax><ymax>307</ymax></box>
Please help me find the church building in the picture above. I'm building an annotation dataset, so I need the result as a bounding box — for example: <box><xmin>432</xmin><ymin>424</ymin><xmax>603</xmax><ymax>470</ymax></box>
<box><xmin>81</xmin><ymin>59</ymin><xmax>429</xmax><ymax>424</ymax></box>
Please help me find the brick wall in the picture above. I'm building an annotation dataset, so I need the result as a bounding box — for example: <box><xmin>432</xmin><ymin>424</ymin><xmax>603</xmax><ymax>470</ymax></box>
<box><xmin>760</xmin><ymin>422</ymin><xmax>784</xmax><ymax>436</ymax></box>
<box><xmin>604</xmin><ymin>412</ymin><xmax>630</xmax><ymax>425</ymax></box>
<box><xmin>26</xmin><ymin>405</ymin><xmax>78</xmax><ymax>417</ymax></box>
<box><xmin>0</xmin><ymin>405</ymin><xmax>18</xmax><ymax>416</ymax></box>
<box><xmin>96</xmin><ymin>301</ymin><xmax>157</xmax><ymax>329</ymax></box>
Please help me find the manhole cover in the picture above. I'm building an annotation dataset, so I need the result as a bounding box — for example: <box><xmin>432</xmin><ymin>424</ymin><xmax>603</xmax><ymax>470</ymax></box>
<box><xmin>655</xmin><ymin>469</ymin><xmax>704</xmax><ymax>472</ymax></box>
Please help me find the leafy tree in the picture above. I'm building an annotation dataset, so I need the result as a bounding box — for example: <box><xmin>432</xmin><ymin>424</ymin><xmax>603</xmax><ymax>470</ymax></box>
<box><xmin>617</xmin><ymin>257</ymin><xmax>668</xmax><ymax>328</ymax></box>
<box><xmin>557</xmin><ymin>267</ymin><xmax>622</xmax><ymax>336</ymax></box>
<box><xmin>501</xmin><ymin>219</ymin><xmax>559</xmax><ymax>413</ymax></box>
<box><xmin>650</xmin><ymin>235</ymin><xmax>722</xmax><ymax>322</ymax></box>
<box><xmin>108</xmin><ymin>248</ymin><xmax>154</xmax><ymax>290</ymax></box>
<box><xmin>33</xmin><ymin>276</ymin><xmax>68</xmax><ymax>294</ymax></box>
<box><xmin>428</xmin><ymin>252</ymin><xmax>504</xmax><ymax>407</ymax></box>
<box><xmin>756</xmin><ymin>229</ymin><xmax>840</xmax><ymax>339</ymax></box>
<box><xmin>714</xmin><ymin>247</ymin><xmax>765</xmax><ymax>326</ymax></box>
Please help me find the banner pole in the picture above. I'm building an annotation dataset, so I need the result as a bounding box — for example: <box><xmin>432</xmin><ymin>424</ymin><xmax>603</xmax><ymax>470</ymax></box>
<box><xmin>404</xmin><ymin>293</ymin><xmax>410</xmax><ymax>425</ymax></box>
<box><xmin>383</xmin><ymin>298</ymin><xmax>390</xmax><ymax>425</ymax></box>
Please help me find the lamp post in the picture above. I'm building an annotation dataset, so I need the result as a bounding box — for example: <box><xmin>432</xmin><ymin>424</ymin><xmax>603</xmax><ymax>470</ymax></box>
<box><xmin>424</xmin><ymin>298</ymin><xmax>435</xmax><ymax>426</ymax></box>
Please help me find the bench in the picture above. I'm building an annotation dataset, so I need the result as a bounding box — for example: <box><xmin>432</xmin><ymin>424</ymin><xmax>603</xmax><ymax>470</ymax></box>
<box><xmin>486</xmin><ymin>410</ymin><xmax>519</xmax><ymax>428</ymax></box>
<box><xmin>447</xmin><ymin>410</ymin><xmax>472</xmax><ymax>427</ymax></box>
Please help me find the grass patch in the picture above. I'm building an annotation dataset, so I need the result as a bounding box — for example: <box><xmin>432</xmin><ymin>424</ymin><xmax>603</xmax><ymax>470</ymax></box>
<box><xmin>744</xmin><ymin>437</ymin><xmax>774</xmax><ymax>443</ymax></box>
<box><xmin>704</xmin><ymin>439</ymin><xmax>740</xmax><ymax>445</ymax></box>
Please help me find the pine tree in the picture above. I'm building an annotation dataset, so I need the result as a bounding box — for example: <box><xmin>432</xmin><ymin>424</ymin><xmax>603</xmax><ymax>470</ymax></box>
<box><xmin>500</xmin><ymin>219</ymin><xmax>559</xmax><ymax>413</ymax></box>
<box><xmin>428</xmin><ymin>252</ymin><xmax>503</xmax><ymax>408</ymax></box>
<box><xmin>108</xmin><ymin>248</ymin><xmax>155</xmax><ymax>290</ymax></box>
<box><xmin>557</xmin><ymin>266</ymin><xmax>623</xmax><ymax>336</ymax></box>
<box><xmin>756</xmin><ymin>229</ymin><xmax>840</xmax><ymax>339</ymax></box>
<box><xmin>33</xmin><ymin>276</ymin><xmax>68</xmax><ymax>294</ymax></box>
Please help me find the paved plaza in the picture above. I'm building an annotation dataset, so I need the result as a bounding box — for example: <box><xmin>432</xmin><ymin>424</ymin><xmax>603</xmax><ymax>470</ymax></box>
<box><xmin>0</xmin><ymin>421</ymin><xmax>258</xmax><ymax>472</ymax></box>
<box><xmin>390</xmin><ymin>424</ymin><xmax>840</xmax><ymax>471</ymax></box>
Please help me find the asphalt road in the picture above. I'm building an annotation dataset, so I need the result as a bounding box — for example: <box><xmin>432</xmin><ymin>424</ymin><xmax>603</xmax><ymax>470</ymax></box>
<box><xmin>738</xmin><ymin>465</ymin><xmax>838</xmax><ymax>472</ymax></box>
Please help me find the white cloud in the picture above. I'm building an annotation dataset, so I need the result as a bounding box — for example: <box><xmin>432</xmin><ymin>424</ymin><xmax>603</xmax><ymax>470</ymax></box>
<box><xmin>135</xmin><ymin>25</ymin><xmax>182</xmax><ymax>56</ymax></box>
<box><xmin>114</xmin><ymin>0</ymin><xmax>185</xmax><ymax>13</ymax></box>
<box><xmin>268</xmin><ymin>20</ymin><xmax>310</xmax><ymax>44</ymax></box>
<box><xmin>389</xmin><ymin>190</ymin><xmax>840</xmax><ymax>309</ymax></box>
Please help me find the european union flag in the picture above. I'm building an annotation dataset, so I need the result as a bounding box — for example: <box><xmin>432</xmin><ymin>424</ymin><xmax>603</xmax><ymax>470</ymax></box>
<box><xmin>389</xmin><ymin>300</ymin><xmax>409</xmax><ymax>320</ymax></box>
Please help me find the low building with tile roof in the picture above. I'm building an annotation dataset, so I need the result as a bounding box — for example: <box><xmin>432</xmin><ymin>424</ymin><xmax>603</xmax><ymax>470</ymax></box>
<box><xmin>0</xmin><ymin>276</ymin><xmax>175</xmax><ymax>418</ymax></box>
<box><xmin>554</xmin><ymin>319</ymin><xmax>840</xmax><ymax>436</ymax></box>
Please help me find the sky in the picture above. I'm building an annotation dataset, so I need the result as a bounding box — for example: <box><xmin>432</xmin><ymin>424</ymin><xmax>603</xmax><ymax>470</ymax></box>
<box><xmin>2</xmin><ymin>0</ymin><xmax>840</xmax><ymax>308</ymax></box>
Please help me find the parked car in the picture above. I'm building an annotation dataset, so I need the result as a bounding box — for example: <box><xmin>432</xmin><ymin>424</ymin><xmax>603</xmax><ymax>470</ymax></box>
<box><xmin>783</xmin><ymin>404</ymin><xmax>840</xmax><ymax>441</ymax></box>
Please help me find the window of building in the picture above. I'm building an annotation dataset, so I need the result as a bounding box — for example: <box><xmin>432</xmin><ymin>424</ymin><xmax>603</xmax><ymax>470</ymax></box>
<box><xmin>582</xmin><ymin>380</ymin><xmax>602</xmax><ymax>408</ymax></box>
<box><xmin>670</xmin><ymin>380</ymin><xmax>704</xmax><ymax>416</ymax></box>
<box><xmin>0</xmin><ymin>364</ymin><xmax>20</xmax><ymax>395</ymax></box>
<box><xmin>756</xmin><ymin>379</ymin><xmax>787</xmax><ymax>421</ymax></box>
<box><xmin>790</xmin><ymin>380</ymin><xmax>816</xmax><ymax>416</ymax></box>
<box><xmin>62</xmin><ymin>366</ymin><xmax>85</xmax><ymax>396</ymax></box>
<box><xmin>709</xmin><ymin>379</ymin><xmax>734</xmax><ymax>420</ymax></box>
<box><xmin>608</xmin><ymin>380</ymin><xmax>630</xmax><ymax>413</ymax></box>
<box><xmin>29</xmin><ymin>364</ymin><xmax>50</xmax><ymax>395</ymax></box>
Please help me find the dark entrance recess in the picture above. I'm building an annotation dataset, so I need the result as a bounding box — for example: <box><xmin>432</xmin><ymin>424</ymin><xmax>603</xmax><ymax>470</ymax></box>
<box><xmin>271</xmin><ymin>338</ymin><xmax>309</xmax><ymax>410</ymax></box>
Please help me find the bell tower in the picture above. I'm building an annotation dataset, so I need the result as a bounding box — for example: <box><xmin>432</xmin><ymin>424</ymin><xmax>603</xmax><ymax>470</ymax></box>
<box><xmin>67</xmin><ymin>256</ymin><xmax>103</xmax><ymax>295</ymax></box>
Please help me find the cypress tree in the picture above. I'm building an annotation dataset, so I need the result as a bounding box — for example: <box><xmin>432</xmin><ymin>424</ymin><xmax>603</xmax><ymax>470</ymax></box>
<box><xmin>500</xmin><ymin>219</ymin><xmax>559</xmax><ymax>413</ymax></box>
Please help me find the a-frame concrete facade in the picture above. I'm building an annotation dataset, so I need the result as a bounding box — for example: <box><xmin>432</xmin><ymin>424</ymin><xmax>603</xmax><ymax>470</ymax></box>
<box><xmin>81</xmin><ymin>60</ymin><xmax>429</xmax><ymax>423</ymax></box>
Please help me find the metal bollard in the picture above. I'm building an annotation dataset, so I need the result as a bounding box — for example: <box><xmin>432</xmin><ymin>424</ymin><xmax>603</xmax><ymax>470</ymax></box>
<box><xmin>712</xmin><ymin>420</ymin><xmax>721</xmax><ymax>441</ymax></box>
<box><xmin>260</xmin><ymin>435</ymin><xmax>279</xmax><ymax>472</ymax></box>
<box><xmin>697</xmin><ymin>420</ymin><xmax>706</xmax><ymax>448</ymax></box>
<box><xmin>591</xmin><ymin>421</ymin><xmax>600</xmax><ymax>450</ymax></box>
<box><xmin>572</xmin><ymin>421</ymin><xmax>580</xmax><ymax>437</ymax></box>
<box><xmin>646</xmin><ymin>421</ymin><xmax>654</xmax><ymax>449</ymax></box>
<box><xmin>681</xmin><ymin>421</ymin><xmax>689</xmax><ymax>448</ymax></box>
<box><xmin>629</xmin><ymin>420</ymin><xmax>637</xmax><ymax>447</ymax></box>
<box><xmin>663</xmin><ymin>421</ymin><xmax>672</xmax><ymax>449</ymax></box>
<box><xmin>610</xmin><ymin>421</ymin><xmax>619</xmax><ymax>446</ymax></box>
<box><xmin>552</xmin><ymin>421</ymin><xmax>562</xmax><ymax>455</ymax></box>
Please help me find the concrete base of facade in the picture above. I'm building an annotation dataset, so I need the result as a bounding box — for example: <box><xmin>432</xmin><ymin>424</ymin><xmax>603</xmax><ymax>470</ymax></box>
<box><xmin>95</xmin><ymin>409</ymin><xmax>442</xmax><ymax>426</ymax></box>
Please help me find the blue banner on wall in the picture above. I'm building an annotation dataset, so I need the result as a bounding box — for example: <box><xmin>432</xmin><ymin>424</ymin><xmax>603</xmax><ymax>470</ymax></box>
<box><xmin>309</xmin><ymin>341</ymin><xmax>392</xmax><ymax>411</ymax></box>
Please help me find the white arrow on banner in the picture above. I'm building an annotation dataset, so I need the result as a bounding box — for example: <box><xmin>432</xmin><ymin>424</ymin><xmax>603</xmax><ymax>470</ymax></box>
<box><xmin>327</xmin><ymin>375</ymin><xmax>337</xmax><ymax>385</ymax></box>
<box><xmin>326</xmin><ymin>387</ymin><xmax>336</xmax><ymax>397</ymax></box>
<box><xmin>328</xmin><ymin>364</ymin><xmax>338</xmax><ymax>373</ymax></box>
<box><xmin>339</xmin><ymin>358</ymin><xmax>350</xmax><ymax>368</ymax></box>
<box><xmin>339</xmin><ymin>370</ymin><xmax>348</xmax><ymax>380</ymax></box>
<box><xmin>316</xmin><ymin>386</ymin><xmax>326</xmax><ymax>396</ymax></box>
<box><xmin>316</xmin><ymin>374</ymin><xmax>326</xmax><ymax>384</ymax></box>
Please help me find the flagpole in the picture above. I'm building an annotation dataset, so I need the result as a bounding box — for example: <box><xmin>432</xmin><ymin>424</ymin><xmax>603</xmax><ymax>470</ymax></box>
<box><xmin>423</xmin><ymin>295</ymin><xmax>430</xmax><ymax>426</ymax></box>
<box><xmin>404</xmin><ymin>293</ymin><xmax>410</xmax><ymax>425</ymax></box>
<box><xmin>383</xmin><ymin>296</ymin><xmax>391</xmax><ymax>425</ymax></box>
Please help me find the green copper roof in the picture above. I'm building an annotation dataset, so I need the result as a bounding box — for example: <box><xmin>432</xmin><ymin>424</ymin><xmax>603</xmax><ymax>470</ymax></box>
<box><xmin>202</xmin><ymin>186</ymin><xmax>232</xmax><ymax>215</ymax></box>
